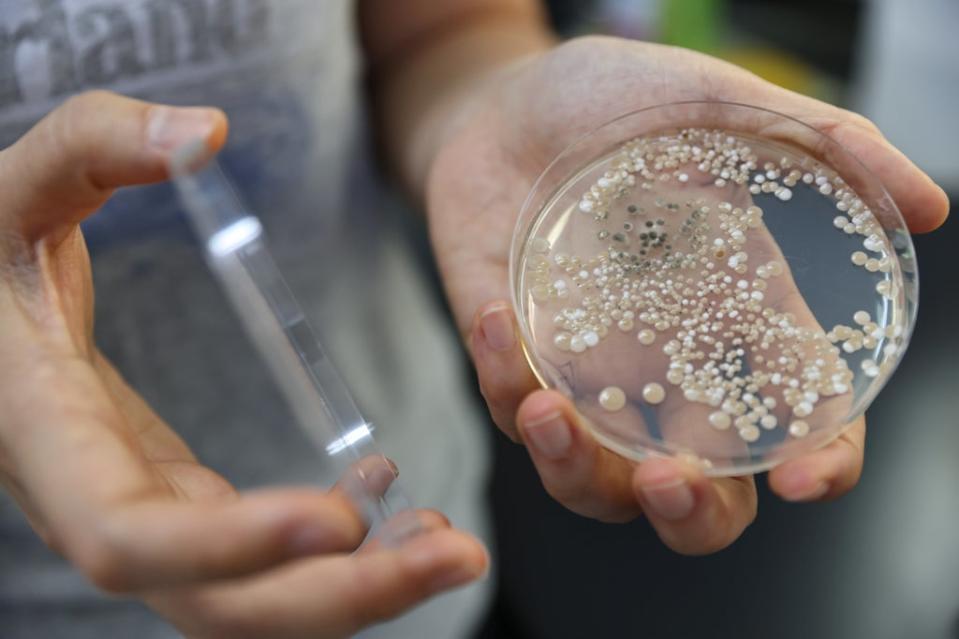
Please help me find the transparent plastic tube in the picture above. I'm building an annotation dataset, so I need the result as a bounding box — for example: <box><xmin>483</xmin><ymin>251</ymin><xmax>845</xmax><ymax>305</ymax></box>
<box><xmin>169</xmin><ymin>142</ymin><xmax>421</xmax><ymax>544</ymax></box>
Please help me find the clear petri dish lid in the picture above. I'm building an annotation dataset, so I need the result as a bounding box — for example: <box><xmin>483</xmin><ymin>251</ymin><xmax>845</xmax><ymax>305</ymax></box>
<box><xmin>169</xmin><ymin>141</ymin><xmax>422</xmax><ymax>543</ymax></box>
<box><xmin>511</xmin><ymin>102</ymin><xmax>918</xmax><ymax>476</ymax></box>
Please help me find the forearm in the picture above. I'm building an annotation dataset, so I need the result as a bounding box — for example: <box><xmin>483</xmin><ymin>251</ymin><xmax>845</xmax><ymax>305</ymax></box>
<box><xmin>360</xmin><ymin>0</ymin><xmax>555</xmax><ymax>200</ymax></box>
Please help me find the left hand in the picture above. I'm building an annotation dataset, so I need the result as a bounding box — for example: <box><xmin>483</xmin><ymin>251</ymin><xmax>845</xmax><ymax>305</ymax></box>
<box><xmin>425</xmin><ymin>36</ymin><xmax>949</xmax><ymax>554</ymax></box>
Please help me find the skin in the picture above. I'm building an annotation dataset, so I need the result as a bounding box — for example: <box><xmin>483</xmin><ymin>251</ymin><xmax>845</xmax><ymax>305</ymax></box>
<box><xmin>0</xmin><ymin>1</ymin><xmax>950</xmax><ymax>636</ymax></box>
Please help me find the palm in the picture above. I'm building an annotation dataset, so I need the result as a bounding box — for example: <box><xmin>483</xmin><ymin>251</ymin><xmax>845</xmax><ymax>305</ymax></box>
<box><xmin>4</xmin><ymin>223</ymin><xmax>232</xmax><ymax>515</ymax></box>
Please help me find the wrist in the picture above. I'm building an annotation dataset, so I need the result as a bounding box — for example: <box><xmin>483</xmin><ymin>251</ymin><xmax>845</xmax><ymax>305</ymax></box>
<box><xmin>371</xmin><ymin>16</ymin><xmax>555</xmax><ymax>201</ymax></box>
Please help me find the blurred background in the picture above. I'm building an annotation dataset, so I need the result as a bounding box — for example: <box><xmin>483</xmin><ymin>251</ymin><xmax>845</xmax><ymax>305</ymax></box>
<box><xmin>476</xmin><ymin>1</ymin><xmax>959</xmax><ymax>638</ymax></box>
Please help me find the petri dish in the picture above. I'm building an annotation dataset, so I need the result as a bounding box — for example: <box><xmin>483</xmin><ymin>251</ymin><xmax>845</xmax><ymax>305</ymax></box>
<box><xmin>510</xmin><ymin>102</ymin><xmax>918</xmax><ymax>476</ymax></box>
<box><xmin>170</xmin><ymin>146</ymin><xmax>422</xmax><ymax>544</ymax></box>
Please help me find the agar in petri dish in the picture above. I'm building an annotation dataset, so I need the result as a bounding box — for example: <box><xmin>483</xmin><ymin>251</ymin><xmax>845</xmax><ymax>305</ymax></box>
<box><xmin>511</xmin><ymin>102</ymin><xmax>918</xmax><ymax>476</ymax></box>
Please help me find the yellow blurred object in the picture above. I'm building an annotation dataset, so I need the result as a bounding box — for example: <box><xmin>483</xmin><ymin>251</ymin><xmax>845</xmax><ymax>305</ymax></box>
<box><xmin>719</xmin><ymin>46</ymin><xmax>831</xmax><ymax>100</ymax></box>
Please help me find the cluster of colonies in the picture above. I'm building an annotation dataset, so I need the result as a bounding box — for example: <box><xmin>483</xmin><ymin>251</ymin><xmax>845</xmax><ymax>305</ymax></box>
<box><xmin>524</xmin><ymin>129</ymin><xmax>902</xmax><ymax>444</ymax></box>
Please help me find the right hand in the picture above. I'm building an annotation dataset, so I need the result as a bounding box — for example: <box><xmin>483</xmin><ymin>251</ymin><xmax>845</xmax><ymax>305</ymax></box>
<box><xmin>428</xmin><ymin>37</ymin><xmax>949</xmax><ymax>554</ymax></box>
<box><xmin>0</xmin><ymin>91</ymin><xmax>487</xmax><ymax>639</ymax></box>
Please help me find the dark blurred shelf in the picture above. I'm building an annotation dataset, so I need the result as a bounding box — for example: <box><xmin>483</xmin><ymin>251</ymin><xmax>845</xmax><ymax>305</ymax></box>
<box><xmin>728</xmin><ymin>0</ymin><xmax>864</xmax><ymax>79</ymax></box>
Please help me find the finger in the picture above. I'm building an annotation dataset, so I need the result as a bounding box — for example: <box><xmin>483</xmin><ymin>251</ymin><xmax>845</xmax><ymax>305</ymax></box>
<box><xmin>1</xmin><ymin>361</ymin><xmax>368</xmax><ymax>593</ymax></box>
<box><xmin>516</xmin><ymin>389</ymin><xmax>642</xmax><ymax>522</ymax></box>
<box><xmin>768</xmin><ymin>416</ymin><xmax>866</xmax><ymax>502</ymax></box>
<box><xmin>360</xmin><ymin>509</ymin><xmax>452</xmax><ymax>554</ymax></box>
<box><xmin>471</xmin><ymin>300</ymin><xmax>542</xmax><ymax>440</ymax></box>
<box><xmin>331</xmin><ymin>455</ymin><xmax>399</xmax><ymax>501</ymax></box>
<box><xmin>68</xmin><ymin>489</ymin><xmax>369</xmax><ymax>593</ymax></box>
<box><xmin>633</xmin><ymin>458</ymin><xmax>757</xmax><ymax>555</ymax></box>
<box><xmin>329</xmin><ymin>455</ymin><xmax>432</xmax><ymax>548</ymax></box>
<box><xmin>155</xmin><ymin>527</ymin><xmax>489</xmax><ymax>639</ymax></box>
<box><xmin>739</xmin><ymin>79</ymin><xmax>950</xmax><ymax>233</ymax></box>
<box><xmin>0</xmin><ymin>90</ymin><xmax>227</xmax><ymax>241</ymax></box>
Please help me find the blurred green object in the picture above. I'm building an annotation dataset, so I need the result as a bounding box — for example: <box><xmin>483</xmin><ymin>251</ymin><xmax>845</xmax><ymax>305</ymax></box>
<box><xmin>661</xmin><ymin>0</ymin><xmax>723</xmax><ymax>52</ymax></box>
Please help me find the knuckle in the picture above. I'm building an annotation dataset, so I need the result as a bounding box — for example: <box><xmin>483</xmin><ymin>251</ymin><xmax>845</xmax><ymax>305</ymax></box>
<box><xmin>47</xmin><ymin>90</ymin><xmax>115</xmax><ymax>162</ymax></box>
<box><xmin>846</xmin><ymin>112</ymin><xmax>882</xmax><ymax>136</ymax></box>
<box><xmin>477</xmin><ymin>374</ymin><xmax>511</xmax><ymax>413</ymax></box>
<box><xmin>67</xmin><ymin>509</ymin><xmax>142</xmax><ymax>593</ymax></box>
<box><xmin>69</xmin><ymin>531</ymin><xmax>132</xmax><ymax>593</ymax></box>
<box><xmin>477</xmin><ymin>379</ymin><xmax>520</xmax><ymax>433</ymax></box>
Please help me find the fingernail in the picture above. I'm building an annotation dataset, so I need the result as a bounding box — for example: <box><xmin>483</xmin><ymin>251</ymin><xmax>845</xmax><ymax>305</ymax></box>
<box><xmin>641</xmin><ymin>477</ymin><xmax>695</xmax><ymax>521</ymax></box>
<box><xmin>480</xmin><ymin>304</ymin><xmax>515</xmax><ymax>352</ymax></box>
<box><xmin>523</xmin><ymin>411</ymin><xmax>572</xmax><ymax>460</ymax></box>
<box><xmin>360</xmin><ymin>462</ymin><xmax>399</xmax><ymax>495</ymax></box>
<box><xmin>385</xmin><ymin>457</ymin><xmax>399</xmax><ymax>477</ymax></box>
<box><xmin>146</xmin><ymin>106</ymin><xmax>218</xmax><ymax>152</ymax></box>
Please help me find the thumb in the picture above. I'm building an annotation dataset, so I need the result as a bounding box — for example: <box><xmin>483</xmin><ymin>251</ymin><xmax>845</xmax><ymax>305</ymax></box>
<box><xmin>0</xmin><ymin>90</ymin><xmax>228</xmax><ymax>241</ymax></box>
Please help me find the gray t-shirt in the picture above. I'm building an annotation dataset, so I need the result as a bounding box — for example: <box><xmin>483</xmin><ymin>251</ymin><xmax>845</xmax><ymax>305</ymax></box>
<box><xmin>0</xmin><ymin>1</ymin><xmax>492</xmax><ymax>637</ymax></box>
